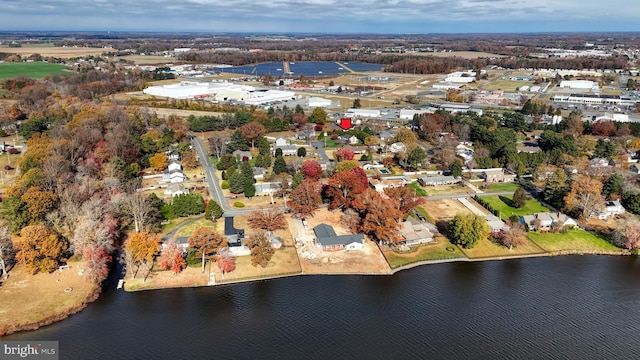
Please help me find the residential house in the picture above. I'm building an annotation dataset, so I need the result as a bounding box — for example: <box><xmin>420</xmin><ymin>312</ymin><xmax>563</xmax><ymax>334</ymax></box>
<box><xmin>255</xmin><ymin>182</ymin><xmax>281</xmax><ymax>197</ymax></box>
<box><xmin>162</xmin><ymin>236</ymin><xmax>189</xmax><ymax>253</ymax></box>
<box><xmin>521</xmin><ymin>212</ymin><xmax>577</xmax><ymax>231</ymax></box>
<box><xmin>400</xmin><ymin>218</ymin><xmax>433</xmax><ymax>246</ymax></box>
<box><xmin>164</xmin><ymin>183</ymin><xmax>189</xmax><ymax>197</ymax></box>
<box><xmin>338</xmin><ymin>135</ymin><xmax>359</xmax><ymax>145</ymax></box>
<box><xmin>273</xmin><ymin>137</ymin><xmax>298</xmax><ymax>156</ymax></box>
<box><xmin>379</xmin><ymin>130</ymin><xmax>393</xmax><ymax>143</ymax></box>
<box><xmin>597</xmin><ymin>200</ymin><xmax>625</xmax><ymax>220</ymax></box>
<box><xmin>387</xmin><ymin>142</ymin><xmax>406</xmax><ymax>154</ymax></box>
<box><xmin>418</xmin><ymin>175</ymin><xmax>460</xmax><ymax>186</ymax></box>
<box><xmin>167</xmin><ymin>160</ymin><xmax>182</xmax><ymax>172</ymax></box>
<box><xmin>161</xmin><ymin>168</ymin><xmax>187</xmax><ymax>183</ymax></box>
<box><xmin>224</xmin><ymin>217</ymin><xmax>245</xmax><ymax>247</ymax></box>
<box><xmin>481</xmin><ymin>168</ymin><xmax>516</xmax><ymax>183</ymax></box>
<box><xmin>313</xmin><ymin>224</ymin><xmax>365</xmax><ymax>251</ymax></box>
<box><xmin>295</xmin><ymin>129</ymin><xmax>316</xmax><ymax>141</ymax></box>
<box><xmin>485</xmin><ymin>215</ymin><xmax>507</xmax><ymax>235</ymax></box>
<box><xmin>232</xmin><ymin>150</ymin><xmax>253</xmax><ymax>161</ymax></box>
<box><xmin>368</xmin><ymin>176</ymin><xmax>411</xmax><ymax>192</ymax></box>
<box><xmin>253</xmin><ymin>167</ymin><xmax>268</xmax><ymax>180</ymax></box>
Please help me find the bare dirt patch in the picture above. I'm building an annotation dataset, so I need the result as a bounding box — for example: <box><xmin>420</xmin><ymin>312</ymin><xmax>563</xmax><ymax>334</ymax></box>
<box><xmin>425</xmin><ymin>199</ymin><xmax>474</xmax><ymax>222</ymax></box>
<box><xmin>0</xmin><ymin>261</ymin><xmax>98</xmax><ymax>334</ymax></box>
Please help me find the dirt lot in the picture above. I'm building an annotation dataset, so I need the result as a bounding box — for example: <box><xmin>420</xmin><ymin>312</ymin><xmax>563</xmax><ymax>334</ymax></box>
<box><xmin>293</xmin><ymin>208</ymin><xmax>391</xmax><ymax>275</ymax></box>
<box><xmin>0</xmin><ymin>261</ymin><xmax>97</xmax><ymax>332</ymax></box>
<box><xmin>424</xmin><ymin>199</ymin><xmax>474</xmax><ymax>222</ymax></box>
<box><xmin>0</xmin><ymin>45</ymin><xmax>114</xmax><ymax>58</ymax></box>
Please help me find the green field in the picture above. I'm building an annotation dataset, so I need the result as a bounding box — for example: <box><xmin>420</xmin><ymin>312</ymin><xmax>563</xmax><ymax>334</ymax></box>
<box><xmin>486</xmin><ymin>182</ymin><xmax>520</xmax><ymax>192</ymax></box>
<box><xmin>460</xmin><ymin>237</ymin><xmax>545</xmax><ymax>259</ymax></box>
<box><xmin>480</xmin><ymin>195</ymin><xmax>549</xmax><ymax>220</ymax></box>
<box><xmin>0</xmin><ymin>62</ymin><xmax>69</xmax><ymax>79</ymax></box>
<box><xmin>527</xmin><ymin>229</ymin><xmax>621</xmax><ymax>252</ymax></box>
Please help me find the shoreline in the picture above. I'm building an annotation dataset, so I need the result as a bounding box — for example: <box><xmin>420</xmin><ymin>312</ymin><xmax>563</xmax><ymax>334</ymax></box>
<box><xmin>0</xmin><ymin>284</ymin><xmax>102</xmax><ymax>337</ymax></box>
<box><xmin>125</xmin><ymin>249</ymin><xmax>630</xmax><ymax>291</ymax></box>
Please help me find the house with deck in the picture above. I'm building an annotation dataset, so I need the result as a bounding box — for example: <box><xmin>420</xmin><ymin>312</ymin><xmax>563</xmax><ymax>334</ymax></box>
<box><xmin>597</xmin><ymin>200</ymin><xmax>625</xmax><ymax>220</ymax></box>
<box><xmin>400</xmin><ymin>218</ymin><xmax>433</xmax><ymax>246</ymax></box>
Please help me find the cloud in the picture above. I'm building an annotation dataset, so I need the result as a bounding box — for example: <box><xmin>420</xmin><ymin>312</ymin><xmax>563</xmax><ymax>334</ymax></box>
<box><xmin>0</xmin><ymin>0</ymin><xmax>638</xmax><ymax>32</ymax></box>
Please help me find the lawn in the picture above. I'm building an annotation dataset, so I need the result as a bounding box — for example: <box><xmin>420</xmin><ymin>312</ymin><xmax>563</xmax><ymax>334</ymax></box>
<box><xmin>460</xmin><ymin>237</ymin><xmax>546</xmax><ymax>259</ymax></box>
<box><xmin>527</xmin><ymin>229</ymin><xmax>622</xmax><ymax>252</ymax></box>
<box><xmin>480</xmin><ymin>195</ymin><xmax>549</xmax><ymax>220</ymax></box>
<box><xmin>424</xmin><ymin>183</ymin><xmax>474</xmax><ymax>196</ymax></box>
<box><xmin>174</xmin><ymin>218</ymin><xmax>217</xmax><ymax>238</ymax></box>
<box><xmin>408</xmin><ymin>182</ymin><xmax>427</xmax><ymax>196</ymax></box>
<box><xmin>486</xmin><ymin>182</ymin><xmax>520</xmax><ymax>193</ymax></box>
<box><xmin>383</xmin><ymin>236</ymin><xmax>465</xmax><ymax>268</ymax></box>
<box><xmin>0</xmin><ymin>62</ymin><xmax>69</xmax><ymax>79</ymax></box>
<box><xmin>215</xmin><ymin>247</ymin><xmax>302</xmax><ymax>283</ymax></box>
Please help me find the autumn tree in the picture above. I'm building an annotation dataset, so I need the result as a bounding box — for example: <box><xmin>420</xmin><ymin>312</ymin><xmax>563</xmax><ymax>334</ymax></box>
<box><xmin>324</xmin><ymin>167</ymin><xmax>368</xmax><ymax>210</ymax></box>
<box><xmin>288</xmin><ymin>179</ymin><xmax>322</xmax><ymax>217</ymax></box>
<box><xmin>564</xmin><ymin>175</ymin><xmax>605</xmax><ymax>219</ymax></box>
<box><xmin>512</xmin><ymin>187</ymin><xmax>528</xmax><ymax>208</ymax></box>
<box><xmin>335</xmin><ymin>159</ymin><xmax>360</xmax><ymax>173</ymax></box>
<box><xmin>301</xmin><ymin>160</ymin><xmax>323</xmax><ymax>181</ymax></box>
<box><xmin>121</xmin><ymin>181</ymin><xmax>156</xmax><ymax>233</ymax></box>
<box><xmin>248</xmin><ymin>208</ymin><xmax>286</xmax><ymax>232</ymax></box>
<box><xmin>123</xmin><ymin>231</ymin><xmax>160</xmax><ymax>282</ymax></box>
<box><xmin>15</xmin><ymin>223</ymin><xmax>68</xmax><ymax>274</ymax></box>
<box><xmin>188</xmin><ymin>227</ymin><xmax>227</xmax><ymax>273</ymax></box>
<box><xmin>216</xmin><ymin>247</ymin><xmax>236</xmax><ymax>277</ymax></box>
<box><xmin>20</xmin><ymin>186</ymin><xmax>58</xmax><ymax>222</ymax></box>
<box><xmin>158</xmin><ymin>239</ymin><xmax>186</xmax><ymax>274</ymax></box>
<box><xmin>240</xmin><ymin>121</ymin><xmax>267</xmax><ymax>149</ymax></box>
<box><xmin>351</xmin><ymin>188</ymin><xmax>403</xmax><ymax>244</ymax></box>
<box><xmin>613</xmin><ymin>220</ymin><xmax>640</xmax><ymax>250</ymax></box>
<box><xmin>244</xmin><ymin>232</ymin><xmax>275</xmax><ymax>268</ymax></box>
<box><xmin>501</xmin><ymin>222</ymin><xmax>527</xmax><ymax>250</ymax></box>
<box><xmin>591</xmin><ymin>120</ymin><xmax>616</xmax><ymax>137</ymax></box>
<box><xmin>181</xmin><ymin>150</ymin><xmax>198</xmax><ymax>169</ymax></box>
<box><xmin>307</xmin><ymin>107</ymin><xmax>327</xmax><ymax>124</ymax></box>
<box><xmin>335</xmin><ymin>148</ymin><xmax>355</xmax><ymax>161</ymax></box>
<box><xmin>384</xmin><ymin>185</ymin><xmax>426</xmax><ymax>217</ymax></box>
<box><xmin>391</xmin><ymin>128</ymin><xmax>418</xmax><ymax>147</ymax></box>
<box><xmin>149</xmin><ymin>153</ymin><xmax>169</xmax><ymax>172</ymax></box>
<box><xmin>449</xmin><ymin>213</ymin><xmax>490</xmax><ymax>249</ymax></box>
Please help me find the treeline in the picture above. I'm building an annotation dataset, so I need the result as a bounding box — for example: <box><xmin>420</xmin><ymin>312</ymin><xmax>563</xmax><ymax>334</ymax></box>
<box><xmin>383</xmin><ymin>55</ymin><xmax>629</xmax><ymax>74</ymax></box>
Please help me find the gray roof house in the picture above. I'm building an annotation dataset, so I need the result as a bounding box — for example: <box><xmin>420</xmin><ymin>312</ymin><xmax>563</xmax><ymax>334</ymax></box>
<box><xmin>313</xmin><ymin>224</ymin><xmax>365</xmax><ymax>251</ymax></box>
<box><xmin>224</xmin><ymin>217</ymin><xmax>245</xmax><ymax>247</ymax></box>
<box><xmin>400</xmin><ymin>218</ymin><xmax>433</xmax><ymax>246</ymax></box>
<box><xmin>521</xmin><ymin>212</ymin><xmax>577</xmax><ymax>231</ymax></box>
<box><xmin>418</xmin><ymin>175</ymin><xmax>460</xmax><ymax>186</ymax></box>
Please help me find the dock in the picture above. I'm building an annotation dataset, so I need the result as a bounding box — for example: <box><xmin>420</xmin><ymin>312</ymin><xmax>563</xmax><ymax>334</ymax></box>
<box><xmin>117</xmin><ymin>279</ymin><xmax>124</xmax><ymax>289</ymax></box>
<box><xmin>283</xmin><ymin>61</ymin><xmax>291</xmax><ymax>74</ymax></box>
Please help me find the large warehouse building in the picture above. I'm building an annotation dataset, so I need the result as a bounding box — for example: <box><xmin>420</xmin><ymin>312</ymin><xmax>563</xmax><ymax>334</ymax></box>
<box><xmin>143</xmin><ymin>81</ymin><xmax>295</xmax><ymax>105</ymax></box>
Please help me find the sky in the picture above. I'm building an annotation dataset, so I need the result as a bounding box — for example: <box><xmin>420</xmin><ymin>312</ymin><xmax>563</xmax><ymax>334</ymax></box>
<box><xmin>1</xmin><ymin>0</ymin><xmax>639</xmax><ymax>34</ymax></box>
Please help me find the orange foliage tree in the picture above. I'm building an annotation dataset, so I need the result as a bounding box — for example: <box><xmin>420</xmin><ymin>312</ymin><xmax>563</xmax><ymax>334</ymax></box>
<box><xmin>351</xmin><ymin>189</ymin><xmax>403</xmax><ymax>244</ymax></box>
<box><xmin>123</xmin><ymin>231</ymin><xmax>160</xmax><ymax>282</ymax></box>
<box><xmin>288</xmin><ymin>179</ymin><xmax>322</xmax><ymax>217</ymax></box>
<box><xmin>15</xmin><ymin>223</ymin><xmax>68</xmax><ymax>274</ymax></box>
<box><xmin>149</xmin><ymin>153</ymin><xmax>169</xmax><ymax>172</ymax></box>
<box><xmin>248</xmin><ymin>207</ymin><xmax>287</xmax><ymax>232</ymax></box>
<box><xmin>157</xmin><ymin>239</ymin><xmax>186</xmax><ymax>274</ymax></box>
<box><xmin>188</xmin><ymin>227</ymin><xmax>227</xmax><ymax>273</ymax></box>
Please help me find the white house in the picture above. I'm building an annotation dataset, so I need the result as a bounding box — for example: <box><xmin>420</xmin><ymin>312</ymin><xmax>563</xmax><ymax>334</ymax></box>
<box><xmin>273</xmin><ymin>137</ymin><xmax>298</xmax><ymax>156</ymax></box>
<box><xmin>388</xmin><ymin>142</ymin><xmax>407</xmax><ymax>154</ymax></box>
<box><xmin>597</xmin><ymin>200</ymin><xmax>625</xmax><ymax>220</ymax></box>
<box><xmin>164</xmin><ymin>183</ymin><xmax>189</xmax><ymax>197</ymax></box>
<box><xmin>400</xmin><ymin>218</ymin><xmax>433</xmax><ymax>246</ymax></box>
<box><xmin>521</xmin><ymin>212</ymin><xmax>577</xmax><ymax>231</ymax></box>
<box><xmin>167</xmin><ymin>161</ymin><xmax>182</xmax><ymax>172</ymax></box>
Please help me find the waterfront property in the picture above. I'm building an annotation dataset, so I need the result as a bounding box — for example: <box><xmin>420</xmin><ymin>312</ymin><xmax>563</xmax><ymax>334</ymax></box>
<box><xmin>313</xmin><ymin>224</ymin><xmax>365</xmax><ymax>251</ymax></box>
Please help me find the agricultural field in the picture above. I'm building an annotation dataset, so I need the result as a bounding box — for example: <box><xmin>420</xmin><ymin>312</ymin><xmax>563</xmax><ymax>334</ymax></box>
<box><xmin>0</xmin><ymin>44</ymin><xmax>114</xmax><ymax>58</ymax></box>
<box><xmin>0</xmin><ymin>62</ymin><xmax>69</xmax><ymax>79</ymax></box>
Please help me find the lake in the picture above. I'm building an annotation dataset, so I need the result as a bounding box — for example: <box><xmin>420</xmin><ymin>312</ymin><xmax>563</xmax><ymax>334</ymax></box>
<box><xmin>5</xmin><ymin>256</ymin><xmax>640</xmax><ymax>359</ymax></box>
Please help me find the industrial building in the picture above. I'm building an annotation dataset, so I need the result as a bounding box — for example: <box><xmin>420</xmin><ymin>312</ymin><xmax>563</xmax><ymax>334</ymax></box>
<box><xmin>142</xmin><ymin>81</ymin><xmax>296</xmax><ymax>105</ymax></box>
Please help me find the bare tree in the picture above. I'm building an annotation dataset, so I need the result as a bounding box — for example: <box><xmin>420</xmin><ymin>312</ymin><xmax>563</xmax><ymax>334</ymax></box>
<box><xmin>120</xmin><ymin>180</ymin><xmax>154</xmax><ymax>233</ymax></box>
<box><xmin>0</xmin><ymin>225</ymin><xmax>15</xmax><ymax>279</ymax></box>
<box><xmin>208</xmin><ymin>132</ymin><xmax>231</xmax><ymax>159</ymax></box>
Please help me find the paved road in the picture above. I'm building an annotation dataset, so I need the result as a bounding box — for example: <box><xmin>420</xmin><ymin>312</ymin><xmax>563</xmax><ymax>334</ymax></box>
<box><xmin>190</xmin><ymin>133</ymin><xmax>252</xmax><ymax>217</ymax></box>
<box><xmin>425</xmin><ymin>191</ymin><xmax>514</xmax><ymax>200</ymax></box>
<box><xmin>310</xmin><ymin>141</ymin><xmax>330</xmax><ymax>163</ymax></box>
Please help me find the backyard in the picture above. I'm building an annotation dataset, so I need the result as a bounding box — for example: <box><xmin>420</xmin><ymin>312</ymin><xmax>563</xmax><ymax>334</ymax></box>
<box><xmin>527</xmin><ymin>229</ymin><xmax>623</xmax><ymax>253</ymax></box>
<box><xmin>479</xmin><ymin>195</ymin><xmax>549</xmax><ymax>220</ymax></box>
<box><xmin>459</xmin><ymin>237</ymin><xmax>546</xmax><ymax>259</ymax></box>
<box><xmin>383</xmin><ymin>236</ymin><xmax>465</xmax><ymax>268</ymax></box>
<box><xmin>485</xmin><ymin>182</ymin><xmax>520</xmax><ymax>193</ymax></box>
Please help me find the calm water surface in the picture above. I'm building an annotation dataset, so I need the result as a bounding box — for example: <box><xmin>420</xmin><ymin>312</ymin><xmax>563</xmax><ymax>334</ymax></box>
<box><xmin>5</xmin><ymin>256</ymin><xmax>640</xmax><ymax>359</ymax></box>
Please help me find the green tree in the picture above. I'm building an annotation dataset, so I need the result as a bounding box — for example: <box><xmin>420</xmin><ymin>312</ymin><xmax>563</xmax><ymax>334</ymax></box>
<box><xmin>205</xmin><ymin>200</ymin><xmax>224</xmax><ymax>221</ymax></box>
<box><xmin>449</xmin><ymin>213</ymin><xmax>490</xmax><ymax>249</ymax></box>
<box><xmin>512</xmin><ymin>186</ymin><xmax>528</xmax><ymax>208</ymax></box>
<box><xmin>308</xmin><ymin>107</ymin><xmax>327</xmax><ymax>123</ymax></box>
<box><xmin>543</xmin><ymin>168</ymin><xmax>569</xmax><ymax>209</ymax></box>
<box><xmin>229</xmin><ymin>172</ymin><xmax>246</xmax><ymax>194</ymax></box>
<box><xmin>449</xmin><ymin>159</ymin><xmax>463</xmax><ymax>178</ymax></box>
<box><xmin>172</xmin><ymin>193</ymin><xmax>205</xmax><ymax>217</ymax></box>
<box><xmin>241</xmin><ymin>161</ymin><xmax>255</xmax><ymax>184</ymax></box>
<box><xmin>406</xmin><ymin>146</ymin><xmax>427</xmax><ymax>169</ymax></box>
<box><xmin>257</xmin><ymin>137</ymin><xmax>271</xmax><ymax>156</ymax></box>
<box><xmin>273</xmin><ymin>155</ymin><xmax>288</xmax><ymax>174</ymax></box>
<box><xmin>244</xmin><ymin>181</ymin><xmax>256</xmax><ymax>198</ymax></box>
<box><xmin>352</xmin><ymin>98</ymin><xmax>361</xmax><ymax>109</ymax></box>
<box><xmin>594</xmin><ymin>139</ymin><xmax>616</xmax><ymax>160</ymax></box>
<box><xmin>291</xmin><ymin>172</ymin><xmax>304</xmax><ymax>189</ymax></box>
<box><xmin>603</xmin><ymin>173</ymin><xmax>624</xmax><ymax>200</ymax></box>
<box><xmin>297</xmin><ymin>147</ymin><xmax>307</xmax><ymax>157</ymax></box>
<box><xmin>228</xmin><ymin>130</ymin><xmax>249</xmax><ymax>152</ymax></box>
